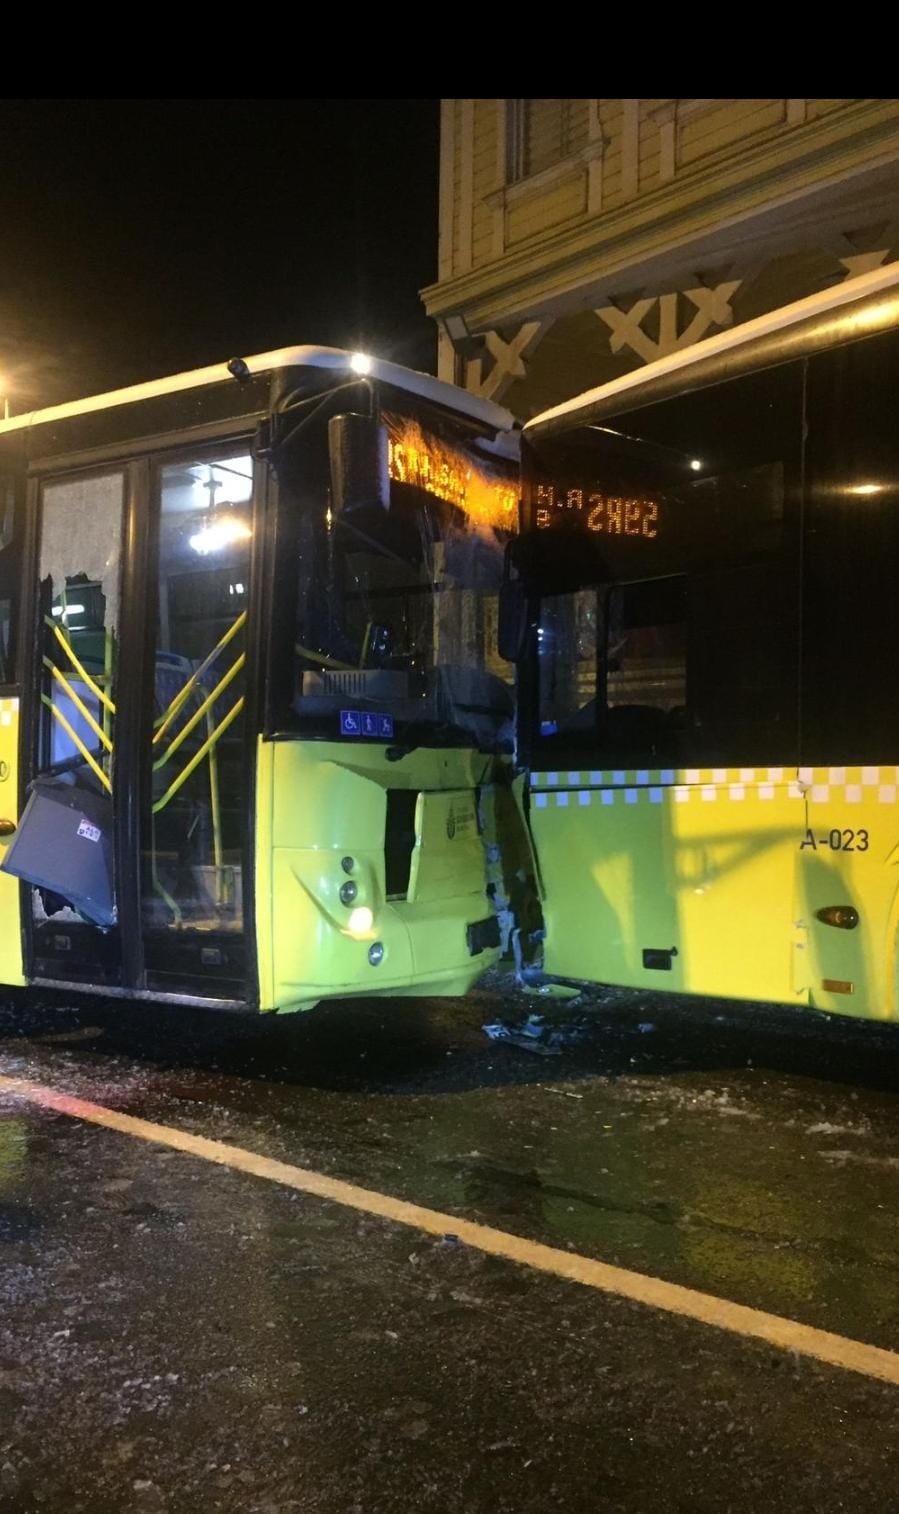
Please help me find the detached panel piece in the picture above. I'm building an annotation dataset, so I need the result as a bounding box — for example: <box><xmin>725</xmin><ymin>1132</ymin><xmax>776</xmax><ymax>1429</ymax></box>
<box><xmin>1</xmin><ymin>779</ymin><xmax>115</xmax><ymax>927</ymax></box>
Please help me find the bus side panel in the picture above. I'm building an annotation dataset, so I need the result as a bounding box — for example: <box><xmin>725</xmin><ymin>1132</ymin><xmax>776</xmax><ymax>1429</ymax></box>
<box><xmin>256</xmin><ymin>740</ymin><xmax>498</xmax><ymax>1013</ymax></box>
<box><xmin>532</xmin><ymin>770</ymin><xmax>804</xmax><ymax>1007</ymax></box>
<box><xmin>0</xmin><ymin>697</ymin><xmax>25</xmax><ymax>987</ymax></box>
<box><xmin>798</xmin><ymin>771</ymin><xmax>899</xmax><ymax>1020</ymax></box>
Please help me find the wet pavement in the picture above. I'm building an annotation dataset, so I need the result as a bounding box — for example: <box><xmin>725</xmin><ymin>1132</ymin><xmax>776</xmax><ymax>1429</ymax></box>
<box><xmin>1</xmin><ymin>980</ymin><xmax>898</xmax><ymax>1512</ymax></box>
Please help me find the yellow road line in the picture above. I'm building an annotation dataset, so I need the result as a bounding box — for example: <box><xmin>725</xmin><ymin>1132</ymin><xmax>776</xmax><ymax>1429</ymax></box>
<box><xmin>2</xmin><ymin>1070</ymin><xmax>898</xmax><ymax>1388</ymax></box>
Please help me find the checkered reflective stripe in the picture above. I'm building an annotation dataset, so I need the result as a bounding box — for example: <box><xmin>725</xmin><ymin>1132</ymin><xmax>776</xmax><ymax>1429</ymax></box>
<box><xmin>529</xmin><ymin>767</ymin><xmax>899</xmax><ymax>808</ymax></box>
<box><xmin>0</xmin><ymin>697</ymin><xmax>18</xmax><ymax>728</ymax></box>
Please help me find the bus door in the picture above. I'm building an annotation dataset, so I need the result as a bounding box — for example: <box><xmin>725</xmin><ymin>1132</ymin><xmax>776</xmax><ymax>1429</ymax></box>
<box><xmin>138</xmin><ymin>450</ymin><xmax>253</xmax><ymax>1000</ymax></box>
<box><xmin>17</xmin><ymin>449</ymin><xmax>255</xmax><ymax>1003</ymax></box>
<box><xmin>27</xmin><ymin>468</ymin><xmax>127</xmax><ymax>985</ymax></box>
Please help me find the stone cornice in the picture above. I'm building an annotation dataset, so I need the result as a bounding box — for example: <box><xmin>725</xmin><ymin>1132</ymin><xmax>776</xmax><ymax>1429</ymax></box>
<box><xmin>422</xmin><ymin>100</ymin><xmax>899</xmax><ymax>329</ymax></box>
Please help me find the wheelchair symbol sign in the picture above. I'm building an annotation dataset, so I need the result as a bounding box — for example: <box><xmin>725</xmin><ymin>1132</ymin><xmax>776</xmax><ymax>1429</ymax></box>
<box><xmin>340</xmin><ymin>710</ymin><xmax>394</xmax><ymax>739</ymax></box>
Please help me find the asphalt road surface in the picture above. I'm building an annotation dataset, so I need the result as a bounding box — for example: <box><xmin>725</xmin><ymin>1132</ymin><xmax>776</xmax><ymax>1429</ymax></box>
<box><xmin>1</xmin><ymin>979</ymin><xmax>898</xmax><ymax>1513</ymax></box>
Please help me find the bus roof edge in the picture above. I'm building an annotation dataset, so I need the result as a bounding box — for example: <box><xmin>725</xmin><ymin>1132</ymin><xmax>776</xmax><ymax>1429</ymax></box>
<box><xmin>525</xmin><ymin>261</ymin><xmax>899</xmax><ymax>437</ymax></box>
<box><xmin>0</xmin><ymin>345</ymin><xmax>517</xmax><ymax>439</ymax></box>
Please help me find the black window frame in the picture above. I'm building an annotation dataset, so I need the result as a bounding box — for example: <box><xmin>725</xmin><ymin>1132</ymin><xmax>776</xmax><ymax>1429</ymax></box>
<box><xmin>518</xmin><ymin>357</ymin><xmax>806</xmax><ymax>772</ymax></box>
<box><xmin>800</xmin><ymin>328</ymin><xmax>899</xmax><ymax>765</ymax></box>
<box><xmin>0</xmin><ymin>465</ymin><xmax>25</xmax><ymax>692</ymax></box>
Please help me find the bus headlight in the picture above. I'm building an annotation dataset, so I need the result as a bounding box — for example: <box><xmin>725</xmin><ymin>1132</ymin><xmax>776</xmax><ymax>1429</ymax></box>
<box><xmin>348</xmin><ymin>906</ymin><xmax>374</xmax><ymax>938</ymax></box>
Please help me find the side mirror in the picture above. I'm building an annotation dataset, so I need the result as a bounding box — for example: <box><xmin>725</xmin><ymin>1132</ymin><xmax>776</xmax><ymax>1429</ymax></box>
<box><xmin>498</xmin><ymin>577</ymin><xmax>528</xmax><ymax>663</ymax></box>
<box><xmin>328</xmin><ymin>413</ymin><xmax>389</xmax><ymax>516</ymax></box>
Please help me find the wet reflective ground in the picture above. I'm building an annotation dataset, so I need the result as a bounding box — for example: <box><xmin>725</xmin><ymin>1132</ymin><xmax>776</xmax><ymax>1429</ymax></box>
<box><xmin>1</xmin><ymin>980</ymin><xmax>898</xmax><ymax>1512</ymax></box>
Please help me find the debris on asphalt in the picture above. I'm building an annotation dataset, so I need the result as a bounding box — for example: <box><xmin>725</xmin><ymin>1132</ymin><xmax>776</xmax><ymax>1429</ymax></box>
<box><xmin>482</xmin><ymin>1014</ymin><xmax>590</xmax><ymax>1056</ymax></box>
<box><xmin>519</xmin><ymin>981</ymin><xmax>582</xmax><ymax>1001</ymax></box>
<box><xmin>482</xmin><ymin>1019</ymin><xmax>560</xmax><ymax>1056</ymax></box>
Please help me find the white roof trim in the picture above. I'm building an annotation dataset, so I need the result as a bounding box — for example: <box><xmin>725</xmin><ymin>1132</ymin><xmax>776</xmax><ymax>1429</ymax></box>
<box><xmin>525</xmin><ymin>260</ymin><xmax>899</xmax><ymax>433</ymax></box>
<box><xmin>0</xmin><ymin>344</ymin><xmax>516</xmax><ymax>438</ymax></box>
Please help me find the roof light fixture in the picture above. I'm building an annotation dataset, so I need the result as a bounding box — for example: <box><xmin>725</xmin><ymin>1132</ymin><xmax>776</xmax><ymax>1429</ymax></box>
<box><xmin>188</xmin><ymin>515</ymin><xmax>252</xmax><ymax>556</ymax></box>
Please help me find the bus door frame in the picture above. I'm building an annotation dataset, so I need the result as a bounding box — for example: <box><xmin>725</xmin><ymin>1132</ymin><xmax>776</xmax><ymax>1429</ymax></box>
<box><xmin>18</xmin><ymin>415</ymin><xmax>266</xmax><ymax>1005</ymax></box>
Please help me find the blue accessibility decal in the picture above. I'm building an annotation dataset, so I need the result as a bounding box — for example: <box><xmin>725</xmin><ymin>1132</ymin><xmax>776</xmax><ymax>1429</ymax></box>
<box><xmin>340</xmin><ymin>710</ymin><xmax>394</xmax><ymax>739</ymax></box>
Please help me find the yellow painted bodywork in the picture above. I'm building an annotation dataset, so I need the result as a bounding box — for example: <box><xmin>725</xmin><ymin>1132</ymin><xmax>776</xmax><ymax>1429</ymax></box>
<box><xmin>255</xmin><ymin>739</ymin><xmax>501</xmax><ymax>1012</ymax></box>
<box><xmin>530</xmin><ymin>765</ymin><xmax>899</xmax><ymax>1021</ymax></box>
<box><xmin>0</xmin><ymin>698</ymin><xmax>24</xmax><ymax>986</ymax></box>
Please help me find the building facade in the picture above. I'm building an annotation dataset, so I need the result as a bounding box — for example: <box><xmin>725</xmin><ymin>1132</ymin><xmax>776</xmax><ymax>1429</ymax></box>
<box><xmin>421</xmin><ymin>99</ymin><xmax>899</xmax><ymax>417</ymax></box>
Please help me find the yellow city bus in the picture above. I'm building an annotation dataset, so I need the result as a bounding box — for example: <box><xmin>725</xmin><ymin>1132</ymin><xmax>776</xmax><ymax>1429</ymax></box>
<box><xmin>0</xmin><ymin>348</ymin><xmax>518</xmax><ymax>1012</ymax></box>
<box><xmin>507</xmin><ymin>263</ymin><xmax>899</xmax><ymax>1022</ymax></box>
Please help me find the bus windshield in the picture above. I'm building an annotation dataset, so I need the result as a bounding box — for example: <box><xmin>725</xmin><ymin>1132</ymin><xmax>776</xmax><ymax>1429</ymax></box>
<box><xmin>520</xmin><ymin>361</ymin><xmax>801</xmax><ymax>769</ymax></box>
<box><xmin>276</xmin><ymin>395</ymin><xmax>518</xmax><ymax>752</ymax></box>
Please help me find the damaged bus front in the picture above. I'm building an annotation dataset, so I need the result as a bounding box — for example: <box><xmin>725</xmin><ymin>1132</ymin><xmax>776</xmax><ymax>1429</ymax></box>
<box><xmin>0</xmin><ymin>349</ymin><xmax>519</xmax><ymax>1012</ymax></box>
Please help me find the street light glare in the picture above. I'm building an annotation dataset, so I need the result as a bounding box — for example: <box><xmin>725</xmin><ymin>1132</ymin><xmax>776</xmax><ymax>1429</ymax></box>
<box><xmin>350</xmin><ymin>352</ymin><xmax>373</xmax><ymax>375</ymax></box>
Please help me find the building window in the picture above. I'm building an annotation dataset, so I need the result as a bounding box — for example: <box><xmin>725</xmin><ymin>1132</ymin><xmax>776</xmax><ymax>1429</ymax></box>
<box><xmin>509</xmin><ymin>99</ymin><xmax>590</xmax><ymax>183</ymax></box>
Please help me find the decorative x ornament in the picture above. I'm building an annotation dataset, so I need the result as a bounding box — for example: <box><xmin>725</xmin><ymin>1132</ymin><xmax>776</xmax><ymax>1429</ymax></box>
<box><xmin>595</xmin><ymin>281</ymin><xmax>742</xmax><ymax>364</ymax></box>
<box><xmin>465</xmin><ymin>320</ymin><xmax>547</xmax><ymax>401</ymax></box>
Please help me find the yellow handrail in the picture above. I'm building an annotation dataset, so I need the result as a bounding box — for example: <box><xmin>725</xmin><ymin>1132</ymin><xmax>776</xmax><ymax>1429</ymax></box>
<box><xmin>206</xmin><ymin>701</ymin><xmax>224</xmax><ymax>902</ymax></box>
<box><xmin>152</xmin><ymin>697</ymin><xmax>244</xmax><ymax>815</ymax></box>
<box><xmin>153</xmin><ymin>612</ymin><xmax>247</xmax><ymax>744</ymax></box>
<box><xmin>48</xmin><ymin>620</ymin><xmax>115</xmax><ymax>715</ymax></box>
<box><xmin>151</xmin><ymin>845</ymin><xmax>183</xmax><ymax>926</ymax></box>
<box><xmin>44</xmin><ymin>659</ymin><xmax>113</xmax><ymax>753</ymax></box>
<box><xmin>152</xmin><ymin>654</ymin><xmax>245</xmax><ymax>772</ymax></box>
<box><xmin>41</xmin><ymin>694</ymin><xmax>112</xmax><ymax>793</ymax></box>
<box><xmin>294</xmin><ymin>640</ymin><xmax>358</xmax><ymax>673</ymax></box>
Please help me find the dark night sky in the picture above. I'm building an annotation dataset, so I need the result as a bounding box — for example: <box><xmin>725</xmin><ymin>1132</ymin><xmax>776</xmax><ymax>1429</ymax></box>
<box><xmin>0</xmin><ymin>99</ymin><xmax>440</xmax><ymax>411</ymax></box>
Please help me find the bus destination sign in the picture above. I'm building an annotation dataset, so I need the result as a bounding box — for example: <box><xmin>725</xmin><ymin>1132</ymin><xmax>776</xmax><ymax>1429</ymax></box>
<box><xmin>533</xmin><ymin>483</ymin><xmax>660</xmax><ymax>538</ymax></box>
